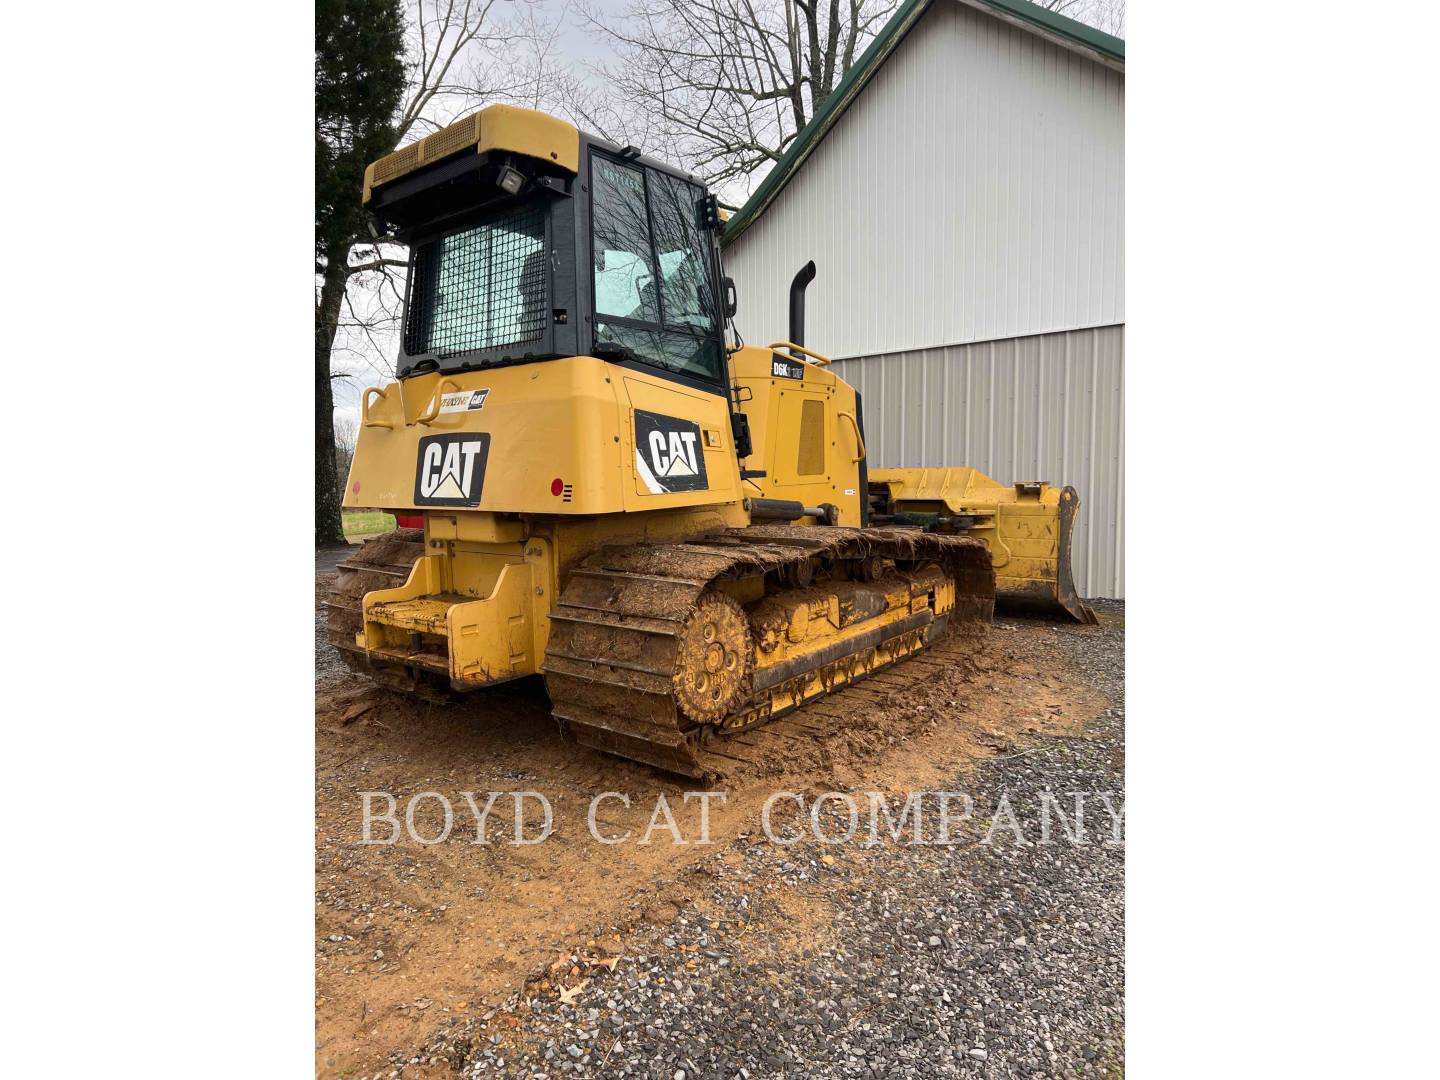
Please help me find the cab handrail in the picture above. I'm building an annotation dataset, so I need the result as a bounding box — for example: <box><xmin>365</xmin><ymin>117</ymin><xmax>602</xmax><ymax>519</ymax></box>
<box><xmin>416</xmin><ymin>378</ymin><xmax>461</xmax><ymax>426</ymax></box>
<box><xmin>361</xmin><ymin>386</ymin><xmax>393</xmax><ymax>430</ymax></box>
<box><xmin>838</xmin><ymin>410</ymin><xmax>866</xmax><ymax>463</ymax></box>
<box><xmin>767</xmin><ymin>341</ymin><xmax>834</xmax><ymax>367</ymax></box>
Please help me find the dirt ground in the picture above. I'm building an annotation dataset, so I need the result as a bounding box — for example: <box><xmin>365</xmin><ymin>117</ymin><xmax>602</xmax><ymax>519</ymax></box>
<box><xmin>315</xmin><ymin>561</ymin><xmax>1117</xmax><ymax>1078</ymax></box>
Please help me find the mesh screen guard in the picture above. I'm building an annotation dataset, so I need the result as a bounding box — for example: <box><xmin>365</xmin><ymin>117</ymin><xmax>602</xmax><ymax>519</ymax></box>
<box><xmin>403</xmin><ymin>205</ymin><xmax>547</xmax><ymax>357</ymax></box>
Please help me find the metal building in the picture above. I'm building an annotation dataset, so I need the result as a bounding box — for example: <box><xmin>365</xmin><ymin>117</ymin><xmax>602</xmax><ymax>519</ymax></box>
<box><xmin>721</xmin><ymin>0</ymin><xmax>1125</xmax><ymax>597</ymax></box>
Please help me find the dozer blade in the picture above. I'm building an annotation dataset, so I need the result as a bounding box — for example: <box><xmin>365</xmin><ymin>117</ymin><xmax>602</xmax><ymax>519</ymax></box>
<box><xmin>994</xmin><ymin>486</ymin><xmax>1099</xmax><ymax>625</ymax></box>
<box><xmin>1052</xmin><ymin>485</ymin><xmax>1098</xmax><ymax>623</ymax></box>
<box><xmin>543</xmin><ymin>526</ymin><xmax>994</xmax><ymax>780</ymax></box>
<box><xmin>869</xmin><ymin>469</ymin><xmax>1100</xmax><ymax>625</ymax></box>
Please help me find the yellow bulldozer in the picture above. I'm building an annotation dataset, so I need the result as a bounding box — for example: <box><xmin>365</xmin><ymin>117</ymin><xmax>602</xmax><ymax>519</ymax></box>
<box><xmin>327</xmin><ymin>104</ymin><xmax>1096</xmax><ymax>778</ymax></box>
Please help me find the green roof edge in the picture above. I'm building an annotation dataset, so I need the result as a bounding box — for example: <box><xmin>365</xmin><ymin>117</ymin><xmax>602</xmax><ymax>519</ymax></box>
<box><xmin>721</xmin><ymin>0</ymin><xmax>1125</xmax><ymax>247</ymax></box>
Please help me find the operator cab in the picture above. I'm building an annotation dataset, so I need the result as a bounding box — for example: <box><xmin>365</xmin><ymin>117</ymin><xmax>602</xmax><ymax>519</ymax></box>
<box><xmin>365</xmin><ymin>107</ymin><xmax>734</xmax><ymax>397</ymax></box>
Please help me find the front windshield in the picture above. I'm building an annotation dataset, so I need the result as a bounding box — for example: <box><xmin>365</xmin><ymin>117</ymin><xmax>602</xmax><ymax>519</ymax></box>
<box><xmin>403</xmin><ymin>204</ymin><xmax>546</xmax><ymax>358</ymax></box>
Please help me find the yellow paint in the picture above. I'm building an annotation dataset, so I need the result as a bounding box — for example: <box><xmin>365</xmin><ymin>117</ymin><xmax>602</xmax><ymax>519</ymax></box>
<box><xmin>346</xmin><ymin>357</ymin><xmax>749</xmax><ymax>688</ymax></box>
<box><xmin>345</xmin><ymin>342</ymin><xmax>1078</xmax><ymax>690</ymax></box>
<box><xmin>363</xmin><ymin>104</ymin><xmax>580</xmax><ymax>204</ymax></box>
<box><xmin>869</xmin><ymin>467</ymin><xmax>1068</xmax><ymax>598</ymax></box>
<box><xmin>732</xmin><ymin>346</ymin><xmax>1081</xmax><ymax>614</ymax></box>
<box><xmin>765</xmin><ymin>341</ymin><xmax>834</xmax><ymax>366</ymax></box>
<box><xmin>750</xmin><ymin>566</ymin><xmax>951</xmax><ymax>677</ymax></box>
<box><xmin>346</xmin><ymin>356</ymin><xmax>739</xmax><ymax>518</ymax></box>
<box><xmin>728</xmin><ymin>345</ymin><xmax>865</xmax><ymax>525</ymax></box>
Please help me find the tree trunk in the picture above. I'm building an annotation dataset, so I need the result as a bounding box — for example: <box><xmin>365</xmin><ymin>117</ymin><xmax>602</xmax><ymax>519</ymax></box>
<box><xmin>315</xmin><ymin>243</ymin><xmax>351</xmax><ymax>547</ymax></box>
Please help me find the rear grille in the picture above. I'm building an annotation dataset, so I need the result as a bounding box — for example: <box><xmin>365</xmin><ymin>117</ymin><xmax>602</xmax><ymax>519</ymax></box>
<box><xmin>423</xmin><ymin>114</ymin><xmax>482</xmax><ymax>162</ymax></box>
<box><xmin>370</xmin><ymin>116</ymin><xmax>481</xmax><ymax>191</ymax></box>
<box><xmin>404</xmin><ymin>205</ymin><xmax>547</xmax><ymax>357</ymax></box>
<box><xmin>372</xmin><ymin>142</ymin><xmax>419</xmax><ymax>187</ymax></box>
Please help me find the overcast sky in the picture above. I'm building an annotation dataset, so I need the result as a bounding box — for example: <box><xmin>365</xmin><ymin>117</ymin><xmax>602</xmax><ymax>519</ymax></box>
<box><xmin>552</xmin><ymin>0</ymin><xmax>623</xmax><ymax>63</ymax></box>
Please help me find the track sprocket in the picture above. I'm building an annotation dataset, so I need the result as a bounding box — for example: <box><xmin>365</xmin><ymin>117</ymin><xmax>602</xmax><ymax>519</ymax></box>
<box><xmin>672</xmin><ymin>591</ymin><xmax>753</xmax><ymax>723</ymax></box>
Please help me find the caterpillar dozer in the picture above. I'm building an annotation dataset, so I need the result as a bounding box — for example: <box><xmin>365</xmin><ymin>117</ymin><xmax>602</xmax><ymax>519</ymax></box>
<box><xmin>327</xmin><ymin>104</ymin><xmax>1093</xmax><ymax>779</ymax></box>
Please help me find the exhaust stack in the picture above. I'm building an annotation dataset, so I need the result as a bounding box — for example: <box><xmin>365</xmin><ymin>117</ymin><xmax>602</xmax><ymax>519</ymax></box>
<box><xmin>788</xmin><ymin>261</ymin><xmax>816</xmax><ymax>355</ymax></box>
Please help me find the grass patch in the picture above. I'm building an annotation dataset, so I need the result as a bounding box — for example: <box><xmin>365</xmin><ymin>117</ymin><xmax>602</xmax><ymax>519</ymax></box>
<box><xmin>343</xmin><ymin>510</ymin><xmax>396</xmax><ymax>540</ymax></box>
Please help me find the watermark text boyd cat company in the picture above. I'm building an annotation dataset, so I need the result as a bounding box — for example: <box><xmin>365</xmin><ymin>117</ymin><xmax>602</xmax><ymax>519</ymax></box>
<box><xmin>358</xmin><ymin>789</ymin><xmax>1125</xmax><ymax>848</ymax></box>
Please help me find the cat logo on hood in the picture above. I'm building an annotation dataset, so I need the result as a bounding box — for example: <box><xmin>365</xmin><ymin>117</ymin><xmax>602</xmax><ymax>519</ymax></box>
<box><xmin>634</xmin><ymin>410</ymin><xmax>708</xmax><ymax>494</ymax></box>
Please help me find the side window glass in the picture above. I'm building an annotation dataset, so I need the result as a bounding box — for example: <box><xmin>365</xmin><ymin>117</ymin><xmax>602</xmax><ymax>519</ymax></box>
<box><xmin>591</xmin><ymin>157</ymin><xmax>659</xmax><ymax>323</ymax></box>
<box><xmin>649</xmin><ymin>173</ymin><xmax>716</xmax><ymax>332</ymax></box>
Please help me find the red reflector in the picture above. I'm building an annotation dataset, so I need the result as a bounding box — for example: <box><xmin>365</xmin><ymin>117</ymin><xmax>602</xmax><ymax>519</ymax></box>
<box><xmin>395</xmin><ymin>514</ymin><xmax>424</xmax><ymax>529</ymax></box>
<box><xmin>551</xmin><ymin>478</ymin><xmax>564</xmax><ymax>496</ymax></box>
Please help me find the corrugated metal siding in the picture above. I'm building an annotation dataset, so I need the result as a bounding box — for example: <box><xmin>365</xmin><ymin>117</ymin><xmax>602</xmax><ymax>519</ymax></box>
<box><xmin>836</xmin><ymin>324</ymin><xmax>1124</xmax><ymax>598</ymax></box>
<box><xmin>723</xmin><ymin>0</ymin><xmax>1124</xmax><ymax>357</ymax></box>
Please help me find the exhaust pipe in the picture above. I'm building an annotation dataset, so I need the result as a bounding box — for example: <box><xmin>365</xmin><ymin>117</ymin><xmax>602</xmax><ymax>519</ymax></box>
<box><xmin>788</xmin><ymin>261</ymin><xmax>816</xmax><ymax>355</ymax></box>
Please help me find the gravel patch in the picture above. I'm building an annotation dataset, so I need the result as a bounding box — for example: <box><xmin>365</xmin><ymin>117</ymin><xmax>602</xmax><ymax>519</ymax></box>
<box><xmin>378</xmin><ymin>602</ymin><xmax>1125</xmax><ymax>1080</ymax></box>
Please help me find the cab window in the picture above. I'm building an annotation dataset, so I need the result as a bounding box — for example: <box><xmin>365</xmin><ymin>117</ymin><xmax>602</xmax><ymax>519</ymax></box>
<box><xmin>649</xmin><ymin>170</ymin><xmax>717</xmax><ymax>331</ymax></box>
<box><xmin>592</xmin><ymin>160</ymin><xmax>659</xmax><ymax>324</ymax></box>
<box><xmin>591</xmin><ymin>153</ymin><xmax>723</xmax><ymax>384</ymax></box>
<box><xmin>405</xmin><ymin>204</ymin><xmax>547</xmax><ymax>358</ymax></box>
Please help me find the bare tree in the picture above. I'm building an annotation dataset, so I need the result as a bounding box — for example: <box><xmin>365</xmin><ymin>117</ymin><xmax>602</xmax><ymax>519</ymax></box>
<box><xmin>320</xmin><ymin>0</ymin><xmax>567</xmax><ymax>505</ymax></box>
<box><xmin>333</xmin><ymin>415</ymin><xmax>360</xmax><ymax>505</ymax></box>
<box><xmin>320</xmin><ymin>0</ymin><xmax>528</xmax><ymax>372</ymax></box>
<box><xmin>571</xmin><ymin>0</ymin><xmax>1123</xmax><ymax>199</ymax></box>
<box><xmin>1036</xmin><ymin>0</ymin><xmax>1125</xmax><ymax>37</ymax></box>
<box><xmin>321</xmin><ymin>0</ymin><xmax>1127</xmax><ymax>418</ymax></box>
<box><xmin>574</xmin><ymin>0</ymin><xmax>898</xmax><ymax>196</ymax></box>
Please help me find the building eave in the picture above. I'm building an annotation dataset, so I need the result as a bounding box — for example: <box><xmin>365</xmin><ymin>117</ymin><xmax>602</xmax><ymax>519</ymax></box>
<box><xmin>720</xmin><ymin>0</ymin><xmax>1124</xmax><ymax>248</ymax></box>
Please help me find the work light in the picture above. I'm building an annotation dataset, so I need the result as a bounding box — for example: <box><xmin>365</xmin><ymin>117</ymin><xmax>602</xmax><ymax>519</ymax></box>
<box><xmin>497</xmin><ymin>165</ymin><xmax>525</xmax><ymax>195</ymax></box>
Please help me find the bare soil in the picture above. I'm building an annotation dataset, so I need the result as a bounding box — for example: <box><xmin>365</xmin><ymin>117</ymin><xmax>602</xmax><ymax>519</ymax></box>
<box><xmin>315</xmin><ymin>575</ymin><xmax>1113</xmax><ymax>1078</ymax></box>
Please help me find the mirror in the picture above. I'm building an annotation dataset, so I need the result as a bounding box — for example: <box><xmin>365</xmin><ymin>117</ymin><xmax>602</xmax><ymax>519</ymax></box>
<box><xmin>722</xmin><ymin>276</ymin><xmax>738</xmax><ymax>319</ymax></box>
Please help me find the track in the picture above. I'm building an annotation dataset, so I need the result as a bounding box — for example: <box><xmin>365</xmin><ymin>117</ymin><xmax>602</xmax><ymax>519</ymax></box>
<box><xmin>322</xmin><ymin>529</ymin><xmax>432</xmax><ymax>694</ymax></box>
<box><xmin>543</xmin><ymin>526</ymin><xmax>994</xmax><ymax>780</ymax></box>
<box><xmin>655</xmin><ymin>627</ymin><xmax>989</xmax><ymax>778</ymax></box>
